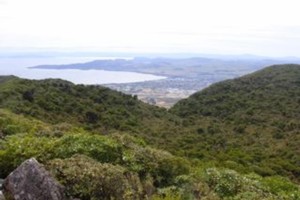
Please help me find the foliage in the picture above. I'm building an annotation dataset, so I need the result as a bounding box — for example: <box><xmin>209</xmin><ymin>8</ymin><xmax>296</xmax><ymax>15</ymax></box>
<box><xmin>53</xmin><ymin>133</ymin><xmax>122</xmax><ymax>163</ymax></box>
<box><xmin>170</xmin><ymin>65</ymin><xmax>300</xmax><ymax>181</ymax></box>
<box><xmin>0</xmin><ymin>109</ymin><xmax>49</xmax><ymax>137</ymax></box>
<box><xmin>0</xmin><ymin>76</ymin><xmax>179</xmax><ymax>137</ymax></box>
<box><xmin>0</xmin><ymin>134</ymin><xmax>57</xmax><ymax>177</ymax></box>
<box><xmin>47</xmin><ymin>154</ymin><xmax>143</xmax><ymax>200</ymax></box>
<box><xmin>0</xmin><ymin>65</ymin><xmax>300</xmax><ymax>199</ymax></box>
<box><xmin>175</xmin><ymin>168</ymin><xmax>300</xmax><ymax>200</ymax></box>
<box><xmin>110</xmin><ymin>133</ymin><xmax>190</xmax><ymax>187</ymax></box>
<box><xmin>0</xmin><ymin>133</ymin><xmax>117</xmax><ymax>176</ymax></box>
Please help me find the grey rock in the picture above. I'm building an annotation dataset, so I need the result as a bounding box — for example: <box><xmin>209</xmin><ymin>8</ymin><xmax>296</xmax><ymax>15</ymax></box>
<box><xmin>0</xmin><ymin>191</ymin><xmax>5</xmax><ymax>200</ymax></box>
<box><xmin>3</xmin><ymin>158</ymin><xmax>66</xmax><ymax>200</ymax></box>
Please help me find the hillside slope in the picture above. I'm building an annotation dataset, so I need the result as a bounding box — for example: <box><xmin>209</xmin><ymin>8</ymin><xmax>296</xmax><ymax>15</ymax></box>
<box><xmin>170</xmin><ymin>64</ymin><xmax>300</xmax><ymax>182</ymax></box>
<box><xmin>171</xmin><ymin>64</ymin><xmax>300</xmax><ymax>121</ymax></box>
<box><xmin>0</xmin><ymin>108</ymin><xmax>299</xmax><ymax>199</ymax></box>
<box><xmin>0</xmin><ymin>65</ymin><xmax>300</xmax><ymax>198</ymax></box>
<box><xmin>0</xmin><ymin>76</ymin><xmax>180</xmax><ymax>144</ymax></box>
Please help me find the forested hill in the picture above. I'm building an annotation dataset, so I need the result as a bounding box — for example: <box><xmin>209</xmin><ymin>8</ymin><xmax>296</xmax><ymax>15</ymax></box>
<box><xmin>0</xmin><ymin>76</ymin><xmax>179</xmax><ymax>140</ymax></box>
<box><xmin>171</xmin><ymin>64</ymin><xmax>300</xmax><ymax>121</ymax></box>
<box><xmin>170</xmin><ymin>64</ymin><xmax>300</xmax><ymax>182</ymax></box>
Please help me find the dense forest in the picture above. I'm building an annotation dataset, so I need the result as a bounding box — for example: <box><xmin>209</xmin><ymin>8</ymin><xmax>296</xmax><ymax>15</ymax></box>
<box><xmin>0</xmin><ymin>64</ymin><xmax>300</xmax><ymax>199</ymax></box>
<box><xmin>170</xmin><ymin>64</ymin><xmax>300</xmax><ymax>183</ymax></box>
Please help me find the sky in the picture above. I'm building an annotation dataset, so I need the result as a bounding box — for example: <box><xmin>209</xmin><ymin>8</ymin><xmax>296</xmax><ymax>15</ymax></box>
<box><xmin>0</xmin><ymin>0</ymin><xmax>300</xmax><ymax>57</ymax></box>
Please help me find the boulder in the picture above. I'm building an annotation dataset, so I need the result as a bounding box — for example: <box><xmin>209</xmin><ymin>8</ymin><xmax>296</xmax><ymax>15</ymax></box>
<box><xmin>0</xmin><ymin>191</ymin><xmax>5</xmax><ymax>200</ymax></box>
<box><xmin>3</xmin><ymin>158</ymin><xmax>66</xmax><ymax>200</ymax></box>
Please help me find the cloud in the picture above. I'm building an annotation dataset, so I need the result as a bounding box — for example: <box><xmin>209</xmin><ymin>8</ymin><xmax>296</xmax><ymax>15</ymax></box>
<box><xmin>1</xmin><ymin>0</ymin><xmax>300</xmax><ymax>57</ymax></box>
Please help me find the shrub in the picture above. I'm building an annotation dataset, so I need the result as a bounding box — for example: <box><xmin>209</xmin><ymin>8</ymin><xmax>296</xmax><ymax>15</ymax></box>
<box><xmin>53</xmin><ymin>133</ymin><xmax>122</xmax><ymax>163</ymax></box>
<box><xmin>151</xmin><ymin>188</ymin><xmax>182</xmax><ymax>200</ymax></box>
<box><xmin>47</xmin><ymin>154</ymin><xmax>143</xmax><ymax>200</ymax></box>
<box><xmin>121</xmin><ymin>146</ymin><xmax>190</xmax><ymax>187</ymax></box>
<box><xmin>0</xmin><ymin>133</ymin><xmax>122</xmax><ymax>177</ymax></box>
<box><xmin>204</xmin><ymin>168</ymin><xmax>243</xmax><ymax>197</ymax></box>
<box><xmin>2</xmin><ymin>124</ymin><xmax>22</xmax><ymax>135</ymax></box>
<box><xmin>262</xmin><ymin>176</ymin><xmax>300</xmax><ymax>197</ymax></box>
<box><xmin>0</xmin><ymin>134</ymin><xmax>57</xmax><ymax>177</ymax></box>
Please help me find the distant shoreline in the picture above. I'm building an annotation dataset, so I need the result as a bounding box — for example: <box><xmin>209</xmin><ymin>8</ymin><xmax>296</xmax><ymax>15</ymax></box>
<box><xmin>0</xmin><ymin>57</ymin><xmax>166</xmax><ymax>85</ymax></box>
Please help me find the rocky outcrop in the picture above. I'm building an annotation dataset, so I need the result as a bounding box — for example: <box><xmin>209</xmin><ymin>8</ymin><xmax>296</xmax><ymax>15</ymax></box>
<box><xmin>3</xmin><ymin>158</ymin><xmax>66</xmax><ymax>200</ymax></box>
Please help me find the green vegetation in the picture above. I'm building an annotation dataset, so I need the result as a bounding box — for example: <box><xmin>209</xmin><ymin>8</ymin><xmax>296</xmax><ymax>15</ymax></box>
<box><xmin>0</xmin><ymin>64</ymin><xmax>300</xmax><ymax>199</ymax></box>
<box><xmin>0</xmin><ymin>115</ymin><xmax>299</xmax><ymax>199</ymax></box>
<box><xmin>170</xmin><ymin>64</ymin><xmax>300</xmax><ymax>183</ymax></box>
<box><xmin>0</xmin><ymin>76</ymin><xmax>178</xmax><ymax>135</ymax></box>
<box><xmin>171</xmin><ymin>64</ymin><xmax>300</xmax><ymax>121</ymax></box>
<box><xmin>48</xmin><ymin>155</ymin><xmax>143</xmax><ymax>200</ymax></box>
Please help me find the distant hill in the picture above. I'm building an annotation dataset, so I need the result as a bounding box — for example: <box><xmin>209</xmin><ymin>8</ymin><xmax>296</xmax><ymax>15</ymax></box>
<box><xmin>170</xmin><ymin>64</ymin><xmax>300</xmax><ymax>182</ymax></box>
<box><xmin>31</xmin><ymin>57</ymin><xmax>297</xmax><ymax>78</ymax></box>
<box><xmin>31</xmin><ymin>57</ymin><xmax>300</xmax><ymax>109</ymax></box>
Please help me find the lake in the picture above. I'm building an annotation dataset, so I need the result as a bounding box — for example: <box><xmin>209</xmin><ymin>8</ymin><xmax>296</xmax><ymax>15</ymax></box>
<box><xmin>0</xmin><ymin>57</ymin><xmax>166</xmax><ymax>84</ymax></box>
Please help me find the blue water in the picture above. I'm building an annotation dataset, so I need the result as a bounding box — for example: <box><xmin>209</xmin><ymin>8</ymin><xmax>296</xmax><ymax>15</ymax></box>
<box><xmin>0</xmin><ymin>57</ymin><xmax>166</xmax><ymax>84</ymax></box>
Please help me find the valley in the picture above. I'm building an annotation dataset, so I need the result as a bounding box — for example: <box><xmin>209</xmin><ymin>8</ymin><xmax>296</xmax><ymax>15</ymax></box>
<box><xmin>0</xmin><ymin>64</ymin><xmax>300</xmax><ymax>199</ymax></box>
<box><xmin>2</xmin><ymin>0</ymin><xmax>300</xmax><ymax>198</ymax></box>
<box><xmin>32</xmin><ymin>56</ymin><xmax>300</xmax><ymax>107</ymax></box>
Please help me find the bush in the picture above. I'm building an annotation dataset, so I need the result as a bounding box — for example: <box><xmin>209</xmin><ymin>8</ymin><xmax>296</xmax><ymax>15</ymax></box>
<box><xmin>53</xmin><ymin>133</ymin><xmax>122</xmax><ymax>163</ymax></box>
<box><xmin>0</xmin><ymin>134</ymin><xmax>57</xmax><ymax>177</ymax></box>
<box><xmin>47</xmin><ymin>155</ymin><xmax>143</xmax><ymax>200</ymax></box>
<box><xmin>2</xmin><ymin>124</ymin><xmax>22</xmax><ymax>135</ymax></box>
<box><xmin>151</xmin><ymin>187</ymin><xmax>183</xmax><ymax>200</ymax></box>
<box><xmin>204</xmin><ymin>168</ymin><xmax>242</xmax><ymax>197</ymax></box>
<box><xmin>262</xmin><ymin>176</ymin><xmax>300</xmax><ymax>197</ymax></box>
<box><xmin>121</xmin><ymin>146</ymin><xmax>190</xmax><ymax>187</ymax></box>
<box><xmin>110</xmin><ymin>133</ymin><xmax>190</xmax><ymax>187</ymax></box>
<box><xmin>0</xmin><ymin>133</ymin><xmax>123</xmax><ymax>177</ymax></box>
<box><xmin>0</xmin><ymin>110</ymin><xmax>48</xmax><ymax>137</ymax></box>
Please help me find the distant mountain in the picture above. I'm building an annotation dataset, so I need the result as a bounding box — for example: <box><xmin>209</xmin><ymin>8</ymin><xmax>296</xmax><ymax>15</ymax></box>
<box><xmin>31</xmin><ymin>57</ymin><xmax>300</xmax><ymax>78</ymax></box>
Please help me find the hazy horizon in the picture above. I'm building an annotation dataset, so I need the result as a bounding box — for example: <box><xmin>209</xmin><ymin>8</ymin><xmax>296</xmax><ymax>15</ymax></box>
<box><xmin>1</xmin><ymin>0</ymin><xmax>300</xmax><ymax>57</ymax></box>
